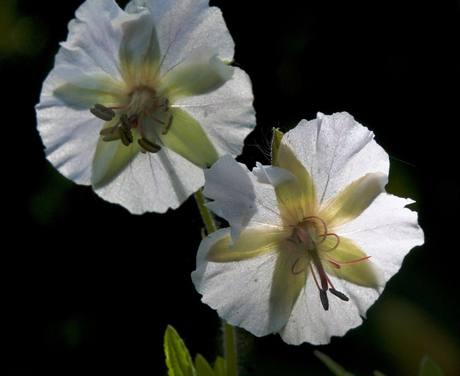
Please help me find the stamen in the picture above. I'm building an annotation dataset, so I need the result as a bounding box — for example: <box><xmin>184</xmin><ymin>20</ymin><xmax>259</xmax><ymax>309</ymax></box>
<box><xmin>329</xmin><ymin>288</ymin><xmax>349</xmax><ymax>302</ymax></box>
<box><xmin>161</xmin><ymin>114</ymin><xmax>173</xmax><ymax>135</ymax></box>
<box><xmin>162</xmin><ymin>98</ymin><xmax>170</xmax><ymax>112</ymax></box>
<box><xmin>320</xmin><ymin>289</ymin><xmax>329</xmax><ymax>310</ymax></box>
<box><xmin>100</xmin><ymin>127</ymin><xmax>121</xmax><ymax>142</ymax></box>
<box><xmin>138</xmin><ymin>137</ymin><xmax>161</xmax><ymax>153</ymax></box>
<box><xmin>119</xmin><ymin>127</ymin><xmax>133</xmax><ymax>146</ymax></box>
<box><xmin>118</xmin><ymin>114</ymin><xmax>136</xmax><ymax>146</ymax></box>
<box><xmin>90</xmin><ymin>103</ymin><xmax>116</xmax><ymax>121</ymax></box>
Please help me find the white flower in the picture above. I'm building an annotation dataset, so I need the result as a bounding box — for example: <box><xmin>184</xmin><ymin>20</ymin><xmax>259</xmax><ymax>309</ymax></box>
<box><xmin>36</xmin><ymin>0</ymin><xmax>255</xmax><ymax>214</ymax></box>
<box><xmin>192</xmin><ymin>112</ymin><xmax>424</xmax><ymax>345</ymax></box>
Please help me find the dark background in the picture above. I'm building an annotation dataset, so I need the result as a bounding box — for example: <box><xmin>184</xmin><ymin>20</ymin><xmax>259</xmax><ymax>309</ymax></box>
<box><xmin>3</xmin><ymin>0</ymin><xmax>460</xmax><ymax>375</ymax></box>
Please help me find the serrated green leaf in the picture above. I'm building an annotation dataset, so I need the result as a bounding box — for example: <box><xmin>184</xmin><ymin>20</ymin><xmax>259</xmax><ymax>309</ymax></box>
<box><xmin>313</xmin><ymin>350</ymin><xmax>355</xmax><ymax>376</ymax></box>
<box><xmin>213</xmin><ymin>356</ymin><xmax>227</xmax><ymax>376</ymax></box>
<box><xmin>195</xmin><ymin>353</ymin><xmax>215</xmax><ymax>376</ymax></box>
<box><xmin>419</xmin><ymin>356</ymin><xmax>445</xmax><ymax>376</ymax></box>
<box><xmin>164</xmin><ymin>325</ymin><xmax>197</xmax><ymax>376</ymax></box>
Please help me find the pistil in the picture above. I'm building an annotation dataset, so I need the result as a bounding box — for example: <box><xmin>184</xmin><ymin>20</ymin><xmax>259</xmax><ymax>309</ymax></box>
<box><xmin>289</xmin><ymin>216</ymin><xmax>351</xmax><ymax>310</ymax></box>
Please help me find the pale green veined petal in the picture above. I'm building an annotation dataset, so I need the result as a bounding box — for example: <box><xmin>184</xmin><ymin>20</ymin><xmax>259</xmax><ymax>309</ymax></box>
<box><xmin>271</xmin><ymin>139</ymin><xmax>317</xmax><ymax>221</ymax></box>
<box><xmin>206</xmin><ymin>226</ymin><xmax>287</xmax><ymax>263</ymax></box>
<box><xmin>269</xmin><ymin>248</ymin><xmax>309</xmax><ymax>333</ymax></box>
<box><xmin>128</xmin><ymin>0</ymin><xmax>235</xmax><ymax>74</ymax></box>
<box><xmin>171</xmin><ymin>67</ymin><xmax>255</xmax><ymax>162</ymax></box>
<box><xmin>252</xmin><ymin>163</ymin><xmax>306</xmax><ymax>225</ymax></box>
<box><xmin>37</xmin><ymin>73</ymin><xmax>125</xmax><ymax>185</ymax></box>
<box><xmin>321</xmin><ymin>172</ymin><xmax>388</xmax><ymax>229</ymax></box>
<box><xmin>59</xmin><ymin>0</ymin><xmax>141</xmax><ymax>83</ymax></box>
<box><xmin>158</xmin><ymin>106</ymin><xmax>219</xmax><ymax>168</ymax></box>
<box><xmin>278</xmin><ymin>273</ymin><xmax>372</xmax><ymax>345</ymax></box>
<box><xmin>92</xmin><ymin>131</ymin><xmax>141</xmax><ymax>187</ymax></box>
<box><xmin>93</xmin><ymin>144</ymin><xmax>204</xmax><ymax>214</ymax></box>
<box><xmin>192</xmin><ymin>228</ymin><xmax>289</xmax><ymax>336</ymax></box>
<box><xmin>118</xmin><ymin>4</ymin><xmax>161</xmax><ymax>87</ymax></box>
<box><xmin>340</xmin><ymin>193</ymin><xmax>424</xmax><ymax>282</ymax></box>
<box><xmin>322</xmin><ymin>236</ymin><xmax>385</xmax><ymax>288</ymax></box>
<box><xmin>158</xmin><ymin>46</ymin><xmax>234</xmax><ymax>101</ymax></box>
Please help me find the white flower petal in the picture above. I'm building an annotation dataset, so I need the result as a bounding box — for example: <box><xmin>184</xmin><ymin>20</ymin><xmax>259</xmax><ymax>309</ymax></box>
<box><xmin>94</xmin><ymin>147</ymin><xmax>204</xmax><ymax>214</ymax></box>
<box><xmin>37</xmin><ymin>104</ymin><xmax>99</xmax><ymax>185</ymax></box>
<box><xmin>173</xmin><ymin>67</ymin><xmax>255</xmax><ymax>158</ymax></box>
<box><xmin>58</xmin><ymin>0</ymin><xmax>141</xmax><ymax>84</ymax></box>
<box><xmin>159</xmin><ymin>46</ymin><xmax>234</xmax><ymax>100</ymax></box>
<box><xmin>127</xmin><ymin>0</ymin><xmax>235</xmax><ymax>74</ymax></box>
<box><xmin>281</xmin><ymin>112</ymin><xmax>389</xmax><ymax>205</ymax></box>
<box><xmin>278</xmin><ymin>275</ymin><xmax>379</xmax><ymax>345</ymax></box>
<box><xmin>203</xmin><ymin>155</ymin><xmax>256</xmax><ymax>243</ymax></box>
<box><xmin>192</xmin><ymin>228</ymin><xmax>288</xmax><ymax>337</ymax></box>
<box><xmin>340</xmin><ymin>193</ymin><xmax>424</xmax><ymax>282</ymax></box>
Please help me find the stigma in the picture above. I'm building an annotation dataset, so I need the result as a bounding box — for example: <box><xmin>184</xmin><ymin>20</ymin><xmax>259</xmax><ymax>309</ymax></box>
<box><xmin>90</xmin><ymin>87</ymin><xmax>174</xmax><ymax>153</ymax></box>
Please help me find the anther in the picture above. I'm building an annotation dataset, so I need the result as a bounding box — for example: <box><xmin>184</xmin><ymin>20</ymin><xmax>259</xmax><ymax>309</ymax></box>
<box><xmin>320</xmin><ymin>289</ymin><xmax>329</xmax><ymax>311</ymax></box>
<box><xmin>162</xmin><ymin>98</ymin><xmax>170</xmax><ymax>112</ymax></box>
<box><xmin>138</xmin><ymin>137</ymin><xmax>161</xmax><ymax>153</ymax></box>
<box><xmin>118</xmin><ymin>114</ymin><xmax>136</xmax><ymax>146</ymax></box>
<box><xmin>329</xmin><ymin>288</ymin><xmax>349</xmax><ymax>302</ymax></box>
<box><xmin>99</xmin><ymin>127</ymin><xmax>121</xmax><ymax>142</ymax></box>
<box><xmin>119</xmin><ymin>127</ymin><xmax>133</xmax><ymax>146</ymax></box>
<box><xmin>161</xmin><ymin>114</ymin><xmax>173</xmax><ymax>135</ymax></box>
<box><xmin>90</xmin><ymin>103</ymin><xmax>116</xmax><ymax>121</ymax></box>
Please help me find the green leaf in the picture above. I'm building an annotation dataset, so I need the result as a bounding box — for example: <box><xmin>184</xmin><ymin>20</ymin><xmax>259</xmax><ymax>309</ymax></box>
<box><xmin>419</xmin><ymin>356</ymin><xmax>445</xmax><ymax>376</ymax></box>
<box><xmin>313</xmin><ymin>350</ymin><xmax>355</xmax><ymax>376</ymax></box>
<box><xmin>164</xmin><ymin>325</ymin><xmax>197</xmax><ymax>376</ymax></box>
<box><xmin>373</xmin><ymin>371</ymin><xmax>386</xmax><ymax>376</ymax></box>
<box><xmin>195</xmin><ymin>353</ymin><xmax>215</xmax><ymax>376</ymax></box>
<box><xmin>213</xmin><ymin>356</ymin><xmax>227</xmax><ymax>376</ymax></box>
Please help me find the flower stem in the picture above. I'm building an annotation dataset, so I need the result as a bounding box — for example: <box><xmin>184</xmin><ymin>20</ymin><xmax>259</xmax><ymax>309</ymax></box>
<box><xmin>223</xmin><ymin>319</ymin><xmax>238</xmax><ymax>376</ymax></box>
<box><xmin>194</xmin><ymin>188</ymin><xmax>217</xmax><ymax>234</ymax></box>
<box><xmin>194</xmin><ymin>189</ymin><xmax>238</xmax><ymax>376</ymax></box>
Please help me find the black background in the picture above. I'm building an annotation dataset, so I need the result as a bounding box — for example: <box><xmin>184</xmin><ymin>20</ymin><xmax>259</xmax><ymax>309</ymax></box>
<box><xmin>3</xmin><ymin>0</ymin><xmax>460</xmax><ymax>375</ymax></box>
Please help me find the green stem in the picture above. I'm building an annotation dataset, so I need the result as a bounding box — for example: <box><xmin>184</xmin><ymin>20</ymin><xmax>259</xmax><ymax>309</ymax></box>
<box><xmin>194</xmin><ymin>188</ymin><xmax>217</xmax><ymax>234</ymax></box>
<box><xmin>223</xmin><ymin>320</ymin><xmax>238</xmax><ymax>376</ymax></box>
<box><xmin>194</xmin><ymin>189</ymin><xmax>238</xmax><ymax>376</ymax></box>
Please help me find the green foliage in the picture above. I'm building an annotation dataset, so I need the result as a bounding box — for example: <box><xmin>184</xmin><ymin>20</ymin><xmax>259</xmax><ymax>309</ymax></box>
<box><xmin>164</xmin><ymin>325</ymin><xmax>196</xmax><ymax>376</ymax></box>
<box><xmin>419</xmin><ymin>356</ymin><xmax>445</xmax><ymax>376</ymax></box>
<box><xmin>314</xmin><ymin>350</ymin><xmax>445</xmax><ymax>376</ymax></box>
<box><xmin>313</xmin><ymin>350</ymin><xmax>355</xmax><ymax>376</ymax></box>
<box><xmin>164</xmin><ymin>325</ymin><xmax>230</xmax><ymax>376</ymax></box>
